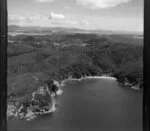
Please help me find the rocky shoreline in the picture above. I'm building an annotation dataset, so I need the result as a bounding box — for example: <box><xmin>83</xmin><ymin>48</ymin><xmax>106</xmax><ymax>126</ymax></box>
<box><xmin>7</xmin><ymin>80</ymin><xmax>62</xmax><ymax>121</ymax></box>
<box><xmin>54</xmin><ymin>74</ymin><xmax>142</xmax><ymax>91</ymax></box>
<box><xmin>7</xmin><ymin>74</ymin><xmax>142</xmax><ymax>121</ymax></box>
<box><xmin>119</xmin><ymin>81</ymin><xmax>143</xmax><ymax>91</ymax></box>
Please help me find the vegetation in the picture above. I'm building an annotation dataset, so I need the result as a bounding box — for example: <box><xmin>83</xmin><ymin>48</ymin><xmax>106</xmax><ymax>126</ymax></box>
<box><xmin>8</xmin><ymin>33</ymin><xmax>143</xmax><ymax>89</ymax></box>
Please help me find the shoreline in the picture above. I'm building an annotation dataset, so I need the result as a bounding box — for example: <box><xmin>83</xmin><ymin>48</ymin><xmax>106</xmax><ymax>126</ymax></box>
<box><xmin>26</xmin><ymin>75</ymin><xmax>142</xmax><ymax>121</ymax></box>
<box><xmin>7</xmin><ymin>75</ymin><xmax>142</xmax><ymax>121</ymax></box>
<box><xmin>53</xmin><ymin>74</ymin><xmax>141</xmax><ymax>91</ymax></box>
<box><xmin>53</xmin><ymin>75</ymin><xmax>117</xmax><ymax>87</ymax></box>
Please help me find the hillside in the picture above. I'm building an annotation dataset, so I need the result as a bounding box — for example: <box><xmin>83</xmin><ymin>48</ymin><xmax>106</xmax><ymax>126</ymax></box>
<box><xmin>8</xmin><ymin>25</ymin><xmax>143</xmax><ymax>35</ymax></box>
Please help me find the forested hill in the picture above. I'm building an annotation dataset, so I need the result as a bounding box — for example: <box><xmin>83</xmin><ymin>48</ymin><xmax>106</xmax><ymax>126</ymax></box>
<box><xmin>8</xmin><ymin>33</ymin><xmax>143</xmax><ymax>88</ymax></box>
<box><xmin>8</xmin><ymin>34</ymin><xmax>142</xmax><ymax>99</ymax></box>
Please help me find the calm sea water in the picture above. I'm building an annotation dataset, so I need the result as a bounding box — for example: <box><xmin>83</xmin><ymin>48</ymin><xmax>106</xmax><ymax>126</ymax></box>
<box><xmin>8</xmin><ymin>79</ymin><xmax>142</xmax><ymax>131</ymax></box>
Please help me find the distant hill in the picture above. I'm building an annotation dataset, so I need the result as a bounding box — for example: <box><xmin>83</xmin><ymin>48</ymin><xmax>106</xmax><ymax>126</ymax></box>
<box><xmin>8</xmin><ymin>25</ymin><xmax>86</xmax><ymax>34</ymax></box>
<box><xmin>8</xmin><ymin>25</ymin><xmax>21</xmax><ymax>32</ymax></box>
<box><xmin>8</xmin><ymin>25</ymin><xmax>142</xmax><ymax>35</ymax></box>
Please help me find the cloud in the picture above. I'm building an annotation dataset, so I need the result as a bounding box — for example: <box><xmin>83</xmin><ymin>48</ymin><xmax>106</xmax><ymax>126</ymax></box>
<box><xmin>49</xmin><ymin>12</ymin><xmax>65</xmax><ymax>20</ymax></box>
<box><xmin>36</xmin><ymin>0</ymin><xmax>54</xmax><ymax>3</ymax></box>
<box><xmin>48</xmin><ymin>12</ymin><xmax>90</xmax><ymax>26</ymax></box>
<box><xmin>8</xmin><ymin>13</ymin><xmax>90</xmax><ymax>28</ymax></box>
<box><xmin>76</xmin><ymin>0</ymin><xmax>131</xmax><ymax>9</ymax></box>
<box><xmin>78</xmin><ymin>20</ymin><xmax>90</xmax><ymax>25</ymax></box>
<box><xmin>49</xmin><ymin>19</ymin><xmax>90</xmax><ymax>28</ymax></box>
<box><xmin>8</xmin><ymin>15</ymin><xmax>33</xmax><ymax>24</ymax></box>
<box><xmin>8</xmin><ymin>14</ymin><xmax>49</xmax><ymax>26</ymax></box>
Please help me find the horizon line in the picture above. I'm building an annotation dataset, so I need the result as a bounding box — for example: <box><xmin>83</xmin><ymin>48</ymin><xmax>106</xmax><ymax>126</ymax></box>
<box><xmin>8</xmin><ymin>24</ymin><xmax>143</xmax><ymax>35</ymax></box>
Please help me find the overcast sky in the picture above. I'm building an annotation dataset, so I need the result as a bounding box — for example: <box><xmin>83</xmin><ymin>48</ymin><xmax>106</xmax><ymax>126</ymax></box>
<box><xmin>8</xmin><ymin>0</ymin><xmax>143</xmax><ymax>32</ymax></box>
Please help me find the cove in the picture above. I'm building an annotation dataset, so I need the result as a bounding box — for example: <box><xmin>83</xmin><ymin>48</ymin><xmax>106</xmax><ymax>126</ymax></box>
<box><xmin>8</xmin><ymin>78</ymin><xmax>142</xmax><ymax>131</ymax></box>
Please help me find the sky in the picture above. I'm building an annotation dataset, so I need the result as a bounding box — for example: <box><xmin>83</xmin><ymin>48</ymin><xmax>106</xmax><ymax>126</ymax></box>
<box><xmin>8</xmin><ymin>0</ymin><xmax>143</xmax><ymax>32</ymax></box>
